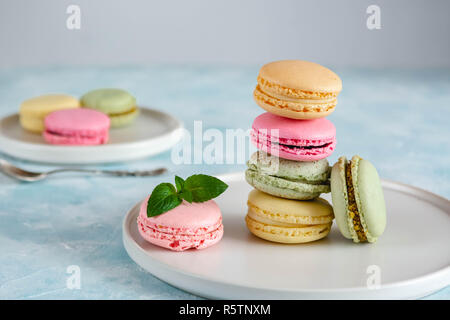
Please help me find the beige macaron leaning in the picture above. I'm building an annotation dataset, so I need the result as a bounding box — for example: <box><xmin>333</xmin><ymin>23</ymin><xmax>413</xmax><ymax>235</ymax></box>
<box><xmin>245</xmin><ymin>189</ymin><xmax>334</xmax><ymax>244</ymax></box>
<box><xmin>253</xmin><ymin>60</ymin><xmax>342</xmax><ymax>119</ymax></box>
<box><xmin>19</xmin><ymin>94</ymin><xmax>80</xmax><ymax>133</ymax></box>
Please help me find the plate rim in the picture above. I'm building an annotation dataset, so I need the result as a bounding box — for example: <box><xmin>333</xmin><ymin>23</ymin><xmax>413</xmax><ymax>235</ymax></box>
<box><xmin>0</xmin><ymin>107</ymin><xmax>184</xmax><ymax>164</ymax></box>
<box><xmin>123</xmin><ymin>172</ymin><xmax>450</xmax><ymax>298</ymax></box>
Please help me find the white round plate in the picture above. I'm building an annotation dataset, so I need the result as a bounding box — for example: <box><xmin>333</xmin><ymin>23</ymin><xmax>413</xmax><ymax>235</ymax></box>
<box><xmin>123</xmin><ymin>172</ymin><xmax>450</xmax><ymax>299</ymax></box>
<box><xmin>0</xmin><ymin>108</ymin><xmax>183</xmax><ymax>164</ymax></box>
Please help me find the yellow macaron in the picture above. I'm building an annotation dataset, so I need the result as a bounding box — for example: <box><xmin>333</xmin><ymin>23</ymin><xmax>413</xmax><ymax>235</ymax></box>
<box><xmin>253</xmin><ymin>60</ymin><xmax>342</xmax><ymax>119</ymax></box>
<box><xmin>245</xmin><ymin>189</ymin><xmax>334</xmax><ymax>244</ymax></box>
<box><xmin>19</xmin><ymin>94</ymin><xmax>80</xmax><ymax>133</ymax></box>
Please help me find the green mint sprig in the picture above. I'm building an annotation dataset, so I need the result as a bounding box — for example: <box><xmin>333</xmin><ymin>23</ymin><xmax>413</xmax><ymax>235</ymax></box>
<box><xmin>147</xmin><ymin>174</ymin><xmax>228</xmax><ymax>217</ymax></box>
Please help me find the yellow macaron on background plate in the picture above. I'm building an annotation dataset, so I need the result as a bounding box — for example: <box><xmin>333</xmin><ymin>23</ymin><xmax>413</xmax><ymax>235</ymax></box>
<box><xmin>19</xmin><ymin>94</ymin><xmax>80</xmax><ymax>133</ymax></box>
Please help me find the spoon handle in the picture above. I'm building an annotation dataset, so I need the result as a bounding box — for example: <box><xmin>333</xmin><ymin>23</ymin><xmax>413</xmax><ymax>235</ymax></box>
<box><xmin>46</xmin><ymin>167</ymin><xmax>167</xmax><ymax>177</ymax></box>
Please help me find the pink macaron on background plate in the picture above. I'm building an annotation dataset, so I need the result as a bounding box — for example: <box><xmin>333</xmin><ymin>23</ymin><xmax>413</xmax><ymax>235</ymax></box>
<box><xmin>44</xmin><ymin>108</ymin><xmax>110</xmax><ymax>145</ymax></box>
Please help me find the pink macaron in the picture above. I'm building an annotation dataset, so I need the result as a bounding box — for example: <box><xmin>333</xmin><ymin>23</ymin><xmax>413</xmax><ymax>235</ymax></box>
<box><xmin>137</xmin><ymin>197</ymin><xmax>224</xmax><ymax>252</ymax></box>
<box><xmin>43</xmin><ymin>109</ymin><xmax>110</xmax><ymax>145</ymax></box>
<box><xmin>251</xmin><ymin>112</ymin><xmax>336</xmax><ymax>161</ymax></box>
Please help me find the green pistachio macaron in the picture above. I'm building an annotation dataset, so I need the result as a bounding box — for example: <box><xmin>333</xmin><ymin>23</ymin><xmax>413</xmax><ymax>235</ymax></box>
<box><xmin>330</xmin><ymin>155</ymin><xmax>386</xmax><ymax>243</ymax></box>
<box><xmin>81</xmin><ymin>88</ymin><xmax>139</xmax><ymax>128</ymax></box>
<box><xmin>245</xmin><ymin>151</ymin><xmax>331</xmax><ymax>200</ymax></box>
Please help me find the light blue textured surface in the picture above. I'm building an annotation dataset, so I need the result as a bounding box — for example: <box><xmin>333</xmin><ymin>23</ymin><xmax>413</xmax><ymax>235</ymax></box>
<box><xmin>0</xmin><ymin>66</ymin><xmax>448</xmax><ymax>299</ymax></box>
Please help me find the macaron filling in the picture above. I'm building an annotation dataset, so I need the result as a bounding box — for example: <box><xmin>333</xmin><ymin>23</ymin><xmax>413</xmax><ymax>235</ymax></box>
<box><xmin>44</xmin><ymin>129</ymin><xmax>108</xmax><ymax>138</ymax></box>
<box><xmin>248</xmin><ymin>202</ymin><xmax>333</xmax><ymax>225</ymax></box>
<box><xmin>345</xmin><ymin>160</ymin><xmax>367</xmax><ymax>242</ymax></box>
<box><xmin>254</xmin><ymin>86</ymin><xmax>336</xmax><ymax>112</ymax></box>
<box><xmin>257</xmin><ymin>76</ymin><xmax>338</xmax><ymax>100</ymax></box>
<box><xmin>107</xmin><ymin>106</ymin><xmax>138</xmax><ymax>118</ymax></box>
<box><xmin>245</xmin><ymin>214</ymin><xmax>332</xmax><ymax>238</ymax></box>
<box><xmin>247</xmin><ymin>153</ymin><xmax>331</xmax><ymax>184</ymax></box>
<box><xmin>43</xmin><ymin>130</ymin><xmax>109</xmax><ymax>145</ymax></box>
<box><xmin>251</xmin><ymin>128</ymin><xmax>336</xmax><ymax>157</ymax></box>
<box><xmin>275</xmin><ymin>141</ymin><xmax>332</xmax><ymax>150</ymax></box>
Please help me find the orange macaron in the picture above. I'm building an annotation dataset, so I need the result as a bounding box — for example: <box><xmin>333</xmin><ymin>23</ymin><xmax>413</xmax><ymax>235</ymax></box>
<box><xmin>253</xmin><ymin>60</ymin><xmax>342</xmax><ymax>119</ymax></box>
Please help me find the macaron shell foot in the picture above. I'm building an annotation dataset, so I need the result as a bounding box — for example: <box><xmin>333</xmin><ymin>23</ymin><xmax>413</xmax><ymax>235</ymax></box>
<box><xmin>43</xmin><ymin>130</ymin><xmax>109</xmax><ymax>145</ymax></box>
<box><xmin>109</xmin><ymin>108</ymin><xmax>139</xmax><ymax>128</ymax></box>
<box><xmin>248</xmin><ymin>189</ymin><xmax>334</xmax><ymax>225</ymax></box>
<box><xmin>254</xmin><ymin>92</ymin><xmax>336</xmax><ymax>120</ymax></box>
<box><xmin>137</xmin><ymin>217</ymin><xmax>223</xmax><ymax>252</ymax></box>
<box><xmin>245</xmin><ymin>215</ymin><xmax>331</xmax><ymax>244</ymax></box>
<box><xmin>251</xmin><ymin>133</ymin><xmax>336</xmax><ymax>161</ymax></box>
<box><xmin>248</xmin><ymin>151</ymin><xmax>331</xmax><ymax>182</ymax></box>
<box><xmin>245</xmin><ymin>169</ymin><xmax>329</xmax><ymax>200</ymax></box>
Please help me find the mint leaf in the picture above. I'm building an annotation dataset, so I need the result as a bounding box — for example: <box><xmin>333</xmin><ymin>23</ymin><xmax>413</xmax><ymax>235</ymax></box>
<box><xmin>175</xmin><ymin>176</ymin><xmax>184</xmax><ymax>193</ymax></box>
<box><xmin>180</xmin><ymin>188</ymin><xmax>193</xmax><ymax>203</ymax></box>
<box><xmin>147</xmin><ymin>183</ymin><xmax>182</xmax><ymax>217</ymax></box>
<box><xmin>184</xmin><ymin>174</ymin><xmax>228</xmax><ymax>202</ymax></box>
<box><xmin>146</xmin><ymin>174</ymin><xmax>228</xmax><ymax>217</ymax></box>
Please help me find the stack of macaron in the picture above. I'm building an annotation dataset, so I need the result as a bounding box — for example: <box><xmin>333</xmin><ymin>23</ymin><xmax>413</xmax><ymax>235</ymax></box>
<box><xmin>19</xmin><ymin>88</ymin><xmax>139</xmax><ymax>146</ymax></box>
<box><xmin>245</xmin><ymin>60</ymin><xmax>387</xmax><ymax>244</ymax></box>
<box><xmin>245</xmin><ymin>60</ymin><xmax>342</xmax><ymax>244</ymax></box>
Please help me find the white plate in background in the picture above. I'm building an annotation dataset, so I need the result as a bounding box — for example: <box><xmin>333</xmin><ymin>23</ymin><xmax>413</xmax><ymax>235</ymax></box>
<box><xmin>123</xmin><ymin>172</ymin><xmax>450</xmax><ymax>299</ymax></box>
<box><xmin>0</xmin><ymin>107</ymin><xmax>183</xmax><ymax>164</ymax></box>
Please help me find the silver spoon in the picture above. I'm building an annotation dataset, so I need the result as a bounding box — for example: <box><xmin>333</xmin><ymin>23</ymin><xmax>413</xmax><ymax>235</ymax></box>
<box><xmin>0</xmin><ymin>159</ymin><xmax>167</xmax><ymax>182</ymax></box>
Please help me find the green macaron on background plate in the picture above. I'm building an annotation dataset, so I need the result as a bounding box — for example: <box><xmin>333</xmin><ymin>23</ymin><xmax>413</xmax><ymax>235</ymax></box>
<box><xmin>81</xmin><ymin>88</ymin><xmax>139</xmax><ymax>127</ymax></box>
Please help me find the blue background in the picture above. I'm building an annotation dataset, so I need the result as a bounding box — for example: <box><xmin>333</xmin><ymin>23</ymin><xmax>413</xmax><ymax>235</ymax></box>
<box><xmin>0</xmin><ymin>66</ymin><xmax>448</xmax><ymax>299</ymax></box>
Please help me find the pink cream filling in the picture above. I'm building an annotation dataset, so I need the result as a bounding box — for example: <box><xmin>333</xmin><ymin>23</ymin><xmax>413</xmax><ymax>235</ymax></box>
<box><xmin>44</xmin><ymin>128</ymin><xmax>108</xmax><ymax>138</ymax></box>
<box><xmin>251</xmin><ymin>128</ymin><xmax>336</xmax><ymax>156</ymax></box>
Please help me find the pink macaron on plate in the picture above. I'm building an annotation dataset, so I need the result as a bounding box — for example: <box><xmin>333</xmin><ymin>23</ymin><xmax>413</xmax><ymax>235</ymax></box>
<box><xmin>137</xmin><ymin>197</ymin><xmax>224</xmax><ymax>252</ymax></box>
<box><xmin>44</xmin><ymin>109</ymin><xmax>110</xmax><ymax>145</ymax></box>
<box><xmin>251</xmin><ymin>112</ymin><xmax>336</xmax><ymax>161</ymax></box>
<box><xmin>123</xmin><ymin>172</ymin><xmax>450</xmax><ymax>299</ymax></box>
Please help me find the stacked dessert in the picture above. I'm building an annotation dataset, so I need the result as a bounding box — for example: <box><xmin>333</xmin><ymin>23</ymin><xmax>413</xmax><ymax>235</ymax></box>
<box><xmin>245</xmin><ymin>60</ymin><xmax>342</xmax><ymax>244</ymax></box>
